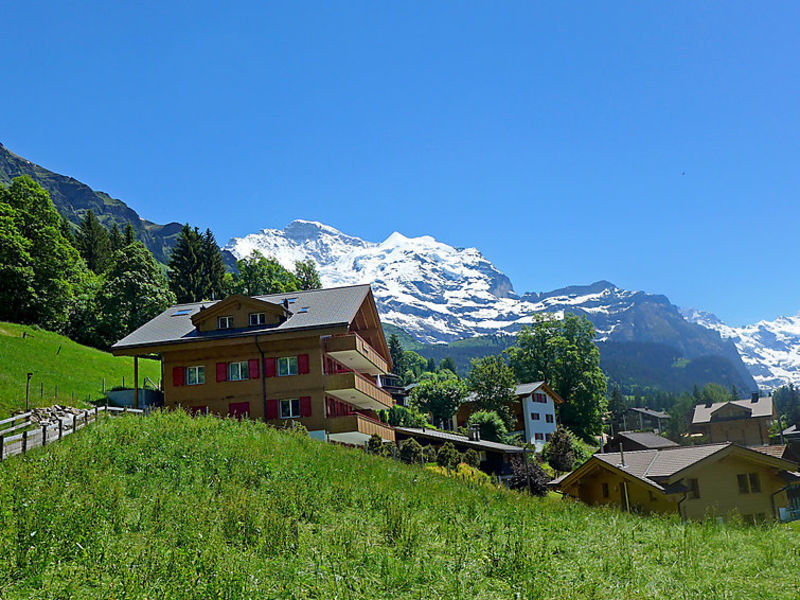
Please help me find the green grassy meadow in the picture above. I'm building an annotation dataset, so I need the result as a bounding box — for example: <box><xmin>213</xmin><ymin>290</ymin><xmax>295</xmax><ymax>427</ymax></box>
<box><xmin>0</xmin><ymin>410</ymin><xmax>797</xmax><ymax>599</ymax></box>
<box><xmin>0</xmin><ymin>322</ymin><xmax>160</xmax><ymax>418</ymax></box>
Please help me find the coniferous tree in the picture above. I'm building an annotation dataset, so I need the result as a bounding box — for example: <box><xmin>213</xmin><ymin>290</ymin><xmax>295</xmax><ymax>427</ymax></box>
<box><xmin>388</xmin><ymin>334</ymin><xmax>405</xmax><ymax>374</ymax></box>
<box><xmin>109</xmin><ymin>222</ymin><xmax>123</xmax><ymax>251</ymax></box>
<box><xmin>200</xmin><ymin>229</ymin><xmax>226</xmax><ymax>300</ymax></box>
<box><xmin>60</xmin><ymin>215</ymin><xmax>76</xmax><ymax>246</ymax></box>
<box><xmin>123</xmin><ymin>223</ymin><xmax>135</xmax><ymax>246</ymax></box>
<box><xmin>439</xmin><ymin>356</ymin><xmax>457</xmax><ymax>374</ymax></box>
<box><xmin>168</xmin><ymin>224</ymin><xmax>204</xmax><ymax>303</ymax></box>
<box><xmin>76</xmin><ymin>209</ymin><xmax>111</xmax><ymax>273</ymax></box>
<box><xmin>608</xmin><ymin>386</ymin><xmax>626</xmax><ymax>434</ymax></box>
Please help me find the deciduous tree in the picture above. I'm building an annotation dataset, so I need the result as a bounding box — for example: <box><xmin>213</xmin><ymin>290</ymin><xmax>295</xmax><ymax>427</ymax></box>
<box><xmin>411</xmin><ymin>373</ymin><xmax>467</xmax><ymax>427</ymax></box>
<box><xmin>467</xmin><ymin>355</ymin><xmax>516</xmax><ymax>428</ymax></box>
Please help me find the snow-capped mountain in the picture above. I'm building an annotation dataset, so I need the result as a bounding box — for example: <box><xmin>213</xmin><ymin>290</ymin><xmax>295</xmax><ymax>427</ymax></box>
<box><xmin>225</xmin><ymin>220</ymin><xmax>759</xmax><ymax>390</ymax></box>
<box><xmin>683</xmin><ymin>308</ymin><xmax>800</xmax><ymax>388</ymax></box>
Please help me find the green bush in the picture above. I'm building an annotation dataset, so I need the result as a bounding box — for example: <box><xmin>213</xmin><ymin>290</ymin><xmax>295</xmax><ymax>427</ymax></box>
<box><xmin>437</xmin><ymin>442</ymin><xmax>461</xmax><ymax>469</ymax></box>
<box><xmin>462</xmin><ymin>448</ymin><xmax>480</xmax><ymax>468</ymax></box>
<box><xmin>399</xmin><ymin>438</ymin><xmax>423</xmax><ymax>464</ymax></box>
<box><xmin>467</xmin><ymin>410</ymin><xmax>508</xmax><ymax>442</ymax></box>
<box><xmin>422</xmin><ymin>444</ymin><xmax>438</xmax><ymax>464</ymax></box>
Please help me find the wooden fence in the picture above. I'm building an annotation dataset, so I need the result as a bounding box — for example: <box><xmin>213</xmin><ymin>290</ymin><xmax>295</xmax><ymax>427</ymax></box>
<box><xmin>0</xmin><ymin>406</ymin><xmax>143</xmax><ymax>461</ymax></box>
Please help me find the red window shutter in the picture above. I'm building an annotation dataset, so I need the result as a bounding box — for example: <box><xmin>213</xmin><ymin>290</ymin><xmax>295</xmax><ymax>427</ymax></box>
<box><xmin>300</xmin><ymin>396</ymin><xmax>312</xmax><ymax>417</ymax></box>
<box><xmin>172</xmin><ymin>366</ymin><xmax>184</xmax><ymax>387</ymax></box>
<box><xmin>216</xmin><ymin>362</ymin><xmax>227</xmax><ymax>382</ymax></box>
<box><xmin>264</xmin><ymin>357</ymin><xmax>276</xmax><ymax>378</ymax></box>
<box><xmin>298</xmin><ymin>354</ymin><xmax>310</xmax><ymax>374</ymax></box>
<box><xmin>266</xmin><ymin>399</ymin><xmax>279</xmax><ymax>419</ymax></box>
<box><xmin>248</xmin><ymin>358</ymin><xmax>260</xmax><ymax>379</ymax></box>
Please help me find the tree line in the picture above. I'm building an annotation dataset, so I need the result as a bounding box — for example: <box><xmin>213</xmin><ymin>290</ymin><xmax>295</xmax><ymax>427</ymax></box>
<box><xmin>388</xmin><ymin>312</ymin><xmax>608</xmax><ymax>445</ymax></box>
<box><xmin>0</xmin><ymin>176</ymin><xmax>322</xmax><ymax>351</ymax></box>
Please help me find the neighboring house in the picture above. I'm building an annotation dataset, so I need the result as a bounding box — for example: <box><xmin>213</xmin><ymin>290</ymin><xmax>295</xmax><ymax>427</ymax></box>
<box><xmin>623</xmin><ymin>407</ymin><xmax>670</xmax><ymax>433</ymax></box>
<box><xmin>691</xmin><ymin>393</ymin><xmax>775</xmax><ymax>446</ymax></box>
<box><xmin>377</xmin><ymin>373</ymin><xmax>411</xmax><ymax>407</ymax></box>
<box><xmin>394</xmin><ymin>426</ymin><xmax>525</xmax><ymax>478</ymax></box>
<box><xmin>550</xmin><ymin>442</ymin><xmax>798</xmax><ymax>522</ymax></box>
<box><xmin>111</xmin><ymin>285</ymin><xmax>396</xmax><ymax>445</ymax></box>
<box><xmin>780</xmin><ymin>424</ymin><xmax>800</xmax><ymax>443</ymax></box>
<box><xmin>456</xmin><ymin>382</ymin><xmax>562</xmax><ymax>449</ymax></box>
<box><xmin>604</xmin><ymin>431</ymin><xmax>679</xmax><ymax>453</ymax></box>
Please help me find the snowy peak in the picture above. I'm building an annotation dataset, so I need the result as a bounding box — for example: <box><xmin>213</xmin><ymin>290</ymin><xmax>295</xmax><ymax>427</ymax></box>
<box><xmin>684</xmin><ymin>308</ymin><xmax>800</xmax><ymax>387</ymax></box>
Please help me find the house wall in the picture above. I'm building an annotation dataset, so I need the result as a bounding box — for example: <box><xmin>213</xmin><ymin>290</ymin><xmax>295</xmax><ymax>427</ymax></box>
<box><xmin>705</xmin><ymin>419</ymin><xmax>769</xmax><ymax>445</ymax></box>
<box><xmin>562</xmin><ymin>465</ymin><xmax>678</xmax><ymax>515</ymax></box>
<box><xmin>522</xmin><ymin>392</ymin><xmax>557</xmax><ymax>449</ymax></box>
<box><xmin>162</xmin><ymin>334</ymin><xmax>330</xmax><ymax>432</ymax></box>
<box><xmin>680</xmin><ymin>454</ymin><xmax>787</xmax><ymax>522</ymax></box>
<box><xmin>194</xmin><ymin>300</ymin><xmax>285</xmax><ymax>332</ymax></box>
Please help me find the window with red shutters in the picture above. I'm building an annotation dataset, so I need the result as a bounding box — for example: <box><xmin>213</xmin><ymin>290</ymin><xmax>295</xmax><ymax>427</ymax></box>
<box><xmin>172</xmin><ymin>366</ymin><xmax>185</xmax><ymax>386</ymax></box>
<box><xmin>264</xmin><ymin>357</ymin><xmax>276</xmax><ymax>378</ymax></box>
<box><xmin>298</xmin><ymin>354</ymin><xmax>310</xmax><ymax>374</ymax></box>
<box><xmin>266</xmin><ymin>399</ymin><xmax>279</xmax><ymax>419</ymax></box>
<box><xmin>299</xmin><ymin>396</ymin><xmax>312</xmax><ymax>417</ymax></box>
<box><xmin>248</xmin><ymin>358</ymin><xmax>260</xmax><ymax>379</ymax></box>
<box><xmin>216</xmin><ymin>362</ymin><xmax>227</xmax><ymax>382</ymax></box>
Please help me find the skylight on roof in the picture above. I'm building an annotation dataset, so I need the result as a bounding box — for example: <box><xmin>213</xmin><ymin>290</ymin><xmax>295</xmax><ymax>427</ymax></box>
<box><xmin>298</xmin><ymin>307</ymin><xmax>309</xmax><ymax>313</ymax></box>
<box><xmin>173</xmin><ymin>309</ymin><xmax>192</xmax><ymax>316</ymax></box>
<box><xmin>287</xmin><ymin>298</ymin><xmax>297</xmax><ymax>303</ymax></box>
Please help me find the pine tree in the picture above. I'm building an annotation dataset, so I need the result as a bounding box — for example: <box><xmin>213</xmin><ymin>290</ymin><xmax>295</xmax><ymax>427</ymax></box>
<box><xmin>200</xmin><ymin>229</ymin><xmax>226</xmax><ymax>300</ymax></box>
<box><xmin>439</xmin><ymin>356</ymin><xmax>457</xmax><ymax>374</ymax></box>
<box><xmin>60</xmin><ymin>215</ymin><xmax>76</xmax><ymax>246</ymax></box>
<box><xmin>168</xmin><ymin>224</ymin><xmax>204</xmax><ymax>303</ymax></box>
<box><xmin>388</xmin><ymin>334</ymin><xmax>405</xmax><ymax>374</ymax></box>
<box><xmin>109</xmin><ymin>222</ymin><xmax>123</xmax><ymax>251</ymax></box>
<box><xmin>76</xmin><ymin>209</ymin><xmax>111</xmax><ymax>273</ymax></box>
<box><xmin>123</xmin><ymin>223</ymin><xmax>135</xmax><ymax>246</ymax></box>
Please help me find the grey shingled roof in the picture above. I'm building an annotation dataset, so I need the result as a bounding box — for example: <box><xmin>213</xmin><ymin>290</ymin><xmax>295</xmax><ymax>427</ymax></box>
<box><xmin>394</xmin><ymin>427</ymin><xmax>526</xmax><ymax>454</ymax></box>
<box><xmin>514</xmin><ymin>382</ymin><xmax>545</xmax><ymax>396</ymax></box>
<box><xmin>113</xmin><ymin>284</ymin><xmax>372</xmax><ymax>352</ymax></box>
<box><xmin>628</xmin><ymin>407</ymin><xmax>670</xmax><ymax>420</ymax></box>
<box><xmin>691</xmin><ymin>396</ymin><xmax>774</xmax><ymax>424</ymax></box>
<box><xmin>616</xmin><ymin>431</ymin><xmax>679</xmax><ymax>449</ymax></box>
<box><xmin>592</xmin><ymin>444</ymin><xmax>731</xmax><ymax>490</ymax></box>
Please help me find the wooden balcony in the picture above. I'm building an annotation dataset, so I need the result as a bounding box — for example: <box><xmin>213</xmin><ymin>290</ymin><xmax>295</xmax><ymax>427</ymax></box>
<box><xmin>327</xmin><ymin>413</ymin><xmax>396</xmax><ymax>444</ymax></box>
<box><xmin>325</xmin><ymin>372</ymin><xmax>393</xmax><ymax>411</ymax></box>
<box><xmin>325</xmin><ymin>333</ymin><xmax>389</xmax><ymax>376</ymax></box>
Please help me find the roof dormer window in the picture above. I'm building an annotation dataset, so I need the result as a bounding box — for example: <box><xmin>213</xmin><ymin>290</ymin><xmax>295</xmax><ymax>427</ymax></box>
<box><xmin>218</xmin><ymin>316</ymin><xmax>233</xmax><ymax>330</ymax></box>
<box><xmin>249</xmin><ymin>312</ymin><xmax>266</xmax><ymax>326</ymax></box>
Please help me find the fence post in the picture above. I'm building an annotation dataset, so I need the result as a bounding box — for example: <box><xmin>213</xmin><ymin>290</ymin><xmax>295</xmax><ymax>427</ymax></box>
<box><xmin>0</xmin><ymin>435</ymin><xmax>4</xmax><ymax>460</ymax></box>
<box><xmin>40</xmin><ymin>381</ymin><xmax>43</xmax><ymax>399</ymax></box>
<box><xmin>102</xmin><ymin>378</ymin><xmax>105</xmax><ymax>393</ymax></box>
<box><xmin>22</xmin><ymin>430</ymin><xmax>28</xmax><ymax>453</ymax></box>
<box><xmin>73</xmin><ymin>414</ymin><xmax>77</xmax><ymax>434</ymax></box>
<box><xmin>41</xmin><ymin>424</ymin><xmax>47</xmax><ymax>446</ymax></box>
<box><xmin>95</xmin><ymin>406</ymin><xmax>99</xmax><ymax>421</ymax></box>
<box><xmin>55</xmin><ymin>384</ymin><xmax>58</xmax><ymax>400</ymax></box>
<box><xmin>58</xmin><ymin>418</ymin><xmax>63</xmax><ymax>440</ymax></box>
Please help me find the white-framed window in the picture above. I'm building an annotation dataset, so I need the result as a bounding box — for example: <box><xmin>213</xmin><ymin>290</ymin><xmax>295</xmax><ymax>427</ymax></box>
<box><xmin>545</xmin><ymin>414</ymin><xmax>554</xmax><ymax>423</ymax></box>
<box><xmin>249</xmin><ymin>312</ymin><xmax>266</xmax><ymax>326</ymax></box>
<box><xmin>280</xmin><ymin>398</ymin><xmax>300</xmax><ymax>418</ymax></box>
<box><xmin>218</xmin><ymin>316</ymin><xmax>233</xmax><ymax>329</ymax></box>
<box><xmin>278</xmin><ymin>356</ymin><xmax>298</xmax><ymax>376</ymax></box>
<box><xmin>531</xmin><ymin>412</ymin><xmax>540</xmax><ymax>421</ymax></box>
<box><xmin>186</xmin><ymin>365</ymin><xmax>205</xmax><ymax>385</ymax></box>
<box><xmin>228</xmin><ymin>361</ymin><xmax>249</xmax><ymax>381</ymax></box>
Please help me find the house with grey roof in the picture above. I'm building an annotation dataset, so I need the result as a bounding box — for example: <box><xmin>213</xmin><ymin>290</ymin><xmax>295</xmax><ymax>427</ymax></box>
<box><xmin>624</xmin><ymin>407</ymin><xmax>670</xmax><ymax>433</ymax></box>
<box><xmin>550</xmin><ymin>442</ymin><xmax>799</xmax><ymax>522</ymax></box>
<box><xmin>112</xmin><ymin>285</ymin><xmax>398</xmax><ymax>445</ymax></box>
<box><xmin>604</xmin><ymin>430</ymin><xmax>679</xmax><ymax>453</ymax></box>
<box><xmin>691</xmin><ymin>393</ymin><xmax>775</xmax><ymax>446</ymax></box>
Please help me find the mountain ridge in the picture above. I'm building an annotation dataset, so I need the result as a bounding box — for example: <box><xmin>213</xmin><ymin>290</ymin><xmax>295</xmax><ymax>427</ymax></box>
<box><xmin>225</xmin><ymin>220</ymin><xmax>759</xmax><ymax>392</ymax></box>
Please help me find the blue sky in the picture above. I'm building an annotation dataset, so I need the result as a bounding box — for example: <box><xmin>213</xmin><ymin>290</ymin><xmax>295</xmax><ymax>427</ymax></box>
<box><xmin>2</xmin><ymin>2</ymin><xmax>799</xmax><ymax>326</ymax></box>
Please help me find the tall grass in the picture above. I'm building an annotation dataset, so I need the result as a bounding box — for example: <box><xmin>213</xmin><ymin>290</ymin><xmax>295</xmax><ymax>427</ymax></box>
<box><xmin>0</xmin><ymin>410</ymin><xmax>797</xmax><ymax>599</ymax></box>
<box><xmin>0</xmin><ymin>321</ymin><xmax>160</xmax><ymax>417</ymax></box>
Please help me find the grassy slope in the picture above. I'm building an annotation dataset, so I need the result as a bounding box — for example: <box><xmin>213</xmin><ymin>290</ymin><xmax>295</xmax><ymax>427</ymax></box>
<box><xmin>0</xmin><ymin>322</ymin><xmax>160</xmax><ymax>418</ymax></box>
<box><xmin>0</xmin><ymin>411</ymin><xmax>797</xmax><ymax>599</ymax></box>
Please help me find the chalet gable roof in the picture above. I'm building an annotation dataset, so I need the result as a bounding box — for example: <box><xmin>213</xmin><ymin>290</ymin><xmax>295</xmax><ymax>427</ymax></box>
<box><xmin>692</xmin><ymin>396</ymin><xmax>774</xmax><ymax>424</ymax></box>
<box><xmin>190</xmin><ymin>294</ymin><xmax>289</xmax><ymax>327</ymax></box>
<box><xmin>112</xmin><ymin>284</ymin><xmax>375</xmax><ymax>353</ymax></box>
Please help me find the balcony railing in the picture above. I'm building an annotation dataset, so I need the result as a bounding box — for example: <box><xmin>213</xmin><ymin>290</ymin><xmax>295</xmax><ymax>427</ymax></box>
<box><xmin>325</xmin><ymin>371</ymin><xmax>393</xmax><ymax>411</ymax></box>
<box><xmin>325</xmin><ymin>333</ymin><xmax>389</xmax><ymax>375</ymax></box>
<box><xmin>327</xmin><ymin>413</ymin><xmax>395</xmax><ymax>443</ymax></box>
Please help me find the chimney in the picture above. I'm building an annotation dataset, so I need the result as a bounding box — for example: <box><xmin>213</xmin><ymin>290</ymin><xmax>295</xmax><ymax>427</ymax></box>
<box><xmin>619</xmin><ymin>441</ymin><xmax>626</xmax><ymax>467</ymax></box>
<box><xmin>751</xmin><ymin>392</ymin><xmax>759</xmax><ymax>403</ymax></box>
<box><xmin>468</xmin><ymin>424</ymin><xmax>480</xmax><ymax>442</ymax></box>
